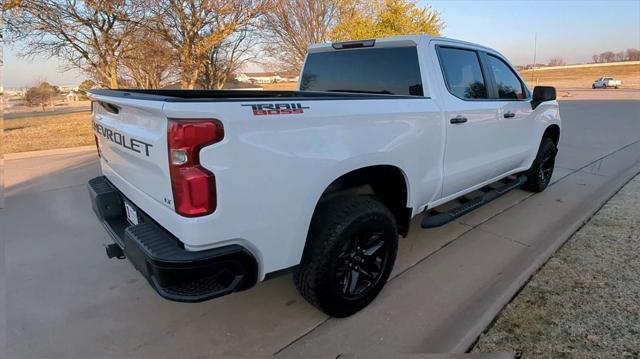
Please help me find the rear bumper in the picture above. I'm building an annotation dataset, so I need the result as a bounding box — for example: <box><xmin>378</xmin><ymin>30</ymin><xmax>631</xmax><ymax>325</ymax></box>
<box><xmin>88</xmin><ymin>176</ymin><xmax>257</xmax><ymax>302</ymax></box>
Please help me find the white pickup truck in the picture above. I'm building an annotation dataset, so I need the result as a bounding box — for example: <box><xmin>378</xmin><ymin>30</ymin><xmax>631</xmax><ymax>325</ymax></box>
<box><xmin>88</xmin><ymin>35</ymin><xmax>560</xmax><ymax>317</ymax></box>
<box><xmin>592</xmin><ymin>77</ymin><xmax>622</xmax><ymax>89</ymax></box>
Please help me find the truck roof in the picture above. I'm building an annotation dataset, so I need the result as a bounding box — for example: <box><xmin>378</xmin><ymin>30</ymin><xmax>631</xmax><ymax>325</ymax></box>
<box><xmin>308</xmin><ymin>35</ymin><xmax>497</xmax><ymax>55</ymax></box>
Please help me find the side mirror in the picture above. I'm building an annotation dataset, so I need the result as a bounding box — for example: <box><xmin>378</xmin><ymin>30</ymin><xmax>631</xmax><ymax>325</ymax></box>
<box><xmin>531</xmin><ymin>86</ymin><xmax>556</xmax><ymax>110</ymax></box>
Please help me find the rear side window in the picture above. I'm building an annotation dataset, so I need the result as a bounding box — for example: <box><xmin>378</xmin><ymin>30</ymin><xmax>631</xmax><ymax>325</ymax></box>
<box><xmin>487</xmin><ymin>55</ymin><xmax>526</xmax><ymax>99</ymax></box>
<box><xmin>437</xmin><ymin>47</ymin><xmax>487</xmax><ymax>99</ymax></box>
<box><xmin>300</xmin><ymin>47</ymin><xmax>423</xmax><ymax>96</ymax></box>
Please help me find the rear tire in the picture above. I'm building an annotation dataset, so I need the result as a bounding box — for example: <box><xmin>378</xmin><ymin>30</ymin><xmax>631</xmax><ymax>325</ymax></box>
<box><xmin>294</xmin><ymin>196</ymin><xmax>398</xmax><ymax>317</ymax></box>
<box><xmin>523</xmin><ymin>137</ymin><xmax>557</xmax><ymax>192</ymax></box>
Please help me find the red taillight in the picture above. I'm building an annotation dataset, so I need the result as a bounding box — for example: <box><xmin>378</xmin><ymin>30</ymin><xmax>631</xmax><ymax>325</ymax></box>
<box><xmin>168</xmin><ymin>119</ymin><xmax>224</xmax><ymax>217</ymax></box>
<box><xmin>94</xmin><ymin>134</ymin><xmax>101</xmax><ymax>157</ymax></box>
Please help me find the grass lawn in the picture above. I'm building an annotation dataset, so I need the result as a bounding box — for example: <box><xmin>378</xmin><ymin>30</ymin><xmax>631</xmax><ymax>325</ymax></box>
<box><xmin>261</xmin><ymin>82</ymin><xmax>298</xmax><ymax>90</ymax></box>
<box><xmin>520</xmin><ymin>63</ymin><xmax>640</xmax><ymax>89</ymax></box>
<box><xmin>473</xmin><ymin>175</ymin><xmax>640</xmax><ymax>356</ymax></box>
<box><xmin>4</xmin><ymin>112</ymin><xmax>93</xmax><ymax>154</ymax></box>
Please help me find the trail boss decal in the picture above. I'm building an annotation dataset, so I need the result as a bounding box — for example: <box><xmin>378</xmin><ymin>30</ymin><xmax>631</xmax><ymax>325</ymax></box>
<box><xmin>93</xmin><ymin>121</ymin><xmax>153</xmax><ymax>156</ymax></box>
<box><xmin>242</xmin><ymin>103</ymin><xmax>309</xmax><ymax>116</ymax></box>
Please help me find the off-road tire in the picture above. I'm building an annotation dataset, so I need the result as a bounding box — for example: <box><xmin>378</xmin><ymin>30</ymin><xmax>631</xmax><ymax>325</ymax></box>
<box><xmin>523</xmin><ymin>137</ymin><xmax>557</xmax><ymax>192</ymax></box>
<box><xmin>294</xmin><ymin>196</ymin><xmax>398</xmax><ymax>317</ymax></box>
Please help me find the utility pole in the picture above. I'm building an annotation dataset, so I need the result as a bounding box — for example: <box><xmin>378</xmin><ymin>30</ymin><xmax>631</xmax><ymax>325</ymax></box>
<box><xmin>531</xmin><ymin>32</ymin><xmax>537</xmax><ymax>85</ymax></box>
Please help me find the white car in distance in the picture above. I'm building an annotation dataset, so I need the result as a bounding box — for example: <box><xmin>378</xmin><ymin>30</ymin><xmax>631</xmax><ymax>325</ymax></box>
<box><xmin>593</xmin><ymin>77</ymin><xmax>622</xmax><ymax>89</ymax></box>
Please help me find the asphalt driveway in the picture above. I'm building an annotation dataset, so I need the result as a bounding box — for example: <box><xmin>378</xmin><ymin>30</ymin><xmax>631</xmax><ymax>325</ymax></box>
<box><xmin>2</xmin><ymin>100</ymin><xmax>639</xmax><ymax>358</ymax></box>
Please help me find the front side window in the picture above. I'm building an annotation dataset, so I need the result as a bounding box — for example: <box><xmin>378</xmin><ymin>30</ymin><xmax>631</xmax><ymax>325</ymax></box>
<box><xmin>438</xmin><ymin>47</ymin><xmax>487</xmax><ymax>99</ymax></box>
<box><xmin>487</xmin><ymin>55</ymin><xmax>526</xmax><ymax>99</ymax></box>
<box><xmin>300</xmin><ymin>47</ymin><xmax>423</xmax><ymax>96</ymax></box>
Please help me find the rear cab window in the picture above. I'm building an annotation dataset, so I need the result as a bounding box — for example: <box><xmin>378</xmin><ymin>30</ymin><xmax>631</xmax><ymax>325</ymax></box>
<box><xmin>300</xmin><ymin>46</ymin><xmax>424</xmax><ymax>96</ymax></box>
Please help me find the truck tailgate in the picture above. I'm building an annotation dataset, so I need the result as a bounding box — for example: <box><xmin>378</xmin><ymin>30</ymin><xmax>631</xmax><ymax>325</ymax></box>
<box><xmin>90</xmin><ymin>95</ymin><xmax>173</xmax><ymax>211</ymax></box>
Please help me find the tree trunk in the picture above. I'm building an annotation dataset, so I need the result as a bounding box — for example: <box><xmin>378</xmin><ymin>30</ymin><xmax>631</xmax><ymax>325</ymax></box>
<box><xmin>108</xmin><ymin>76</ymin><xmax>119</xmax><ymax>89</ymax></box>
<box><xmin>180</xmin><ymin>76</ymin><xmax>192</xmax><ymax>89</ymax></box>
<box><xmin>107</xmin><ymin>65</ymin><xmax>119</xmax><ymax>89</ymax></box>
<box><xmin>180</xmin><ymin>67</ymin><xmax>200</xmax><ymax>89</ymax></box>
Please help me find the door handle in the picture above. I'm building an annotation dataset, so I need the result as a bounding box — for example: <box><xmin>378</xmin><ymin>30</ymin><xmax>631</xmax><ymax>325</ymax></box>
<box><xmin>450</xmin><ymin>116</ymin><xmax>468</xmax><ymax>124</ymax></box>
<box><xmin>503</xmin><ymin>111</ymin><xmax>515</xmax><ymax>118</ymax></box>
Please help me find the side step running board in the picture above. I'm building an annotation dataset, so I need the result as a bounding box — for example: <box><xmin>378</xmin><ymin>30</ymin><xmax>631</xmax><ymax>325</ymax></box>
<box><xmin>421</xmin><ymin>175</ymin><xmax>527</xmax><ymax>228</ymax></box>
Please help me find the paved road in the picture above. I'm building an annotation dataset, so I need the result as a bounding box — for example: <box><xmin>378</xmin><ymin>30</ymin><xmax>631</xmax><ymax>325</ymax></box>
<box><xmin>2</xmin><ymin>100</ymin><xmax>639</xmax><ymax>358</ymax></box>
<box><xmin>557</xmin><ymin>88</ymin><xmax>640</xmax><ymax>101</ymax></box>
<box><xmin>4</xmin><ymin>107</ymin><xmax>91</xmax><ymax>120</ymax></box>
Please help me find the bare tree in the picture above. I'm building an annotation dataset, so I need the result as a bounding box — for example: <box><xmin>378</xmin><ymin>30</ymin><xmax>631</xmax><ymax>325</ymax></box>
<box><xmin>626</xmin><ymin>48</ymin><xmax>640</xmax><ymax>61</ymax></box>
<box><xmin>614</xmin><ymin>51</ymin><xmax>626</xmax><ymax>62</ymax></box>
<box><xmin>548</xmin><ymin>56</ymin><xmax>566</xmax><ymax>66</ymax></box>
<box><xmin>7</xmin><ymin>0</ymin><xmax>146</xmax><ymax>88</ymax></box>
<box><xmin>599</xmin><ymin>51</ymin><xmax>616</xmax><ymax>63</ymax></box>
<box><xmin>2</xmin><ymin>0</ymin><xmax>22</xmax><ymax>34</ymax></box>
<box><xmin>261</xmin><ymin>0</ymin><xmax>339</xmax><ymax>72</ymax></box>
<box><xmin>122</xmin><ymin>33</ymin><xmax>176</xmax><ymax>88</ymax></box>
<box><xmin>150</xmin><ymin>0</ymin><xmax>270</xmax><ymax>89</ymax></box>
<box><xmin>592</xmin><ymin>54</ymin><xmax>600</xmax><ymax>63</ymax></box>
<box><xmin>199</xmin><ymin>28</ymin><xmax>257</xmax><ymax>89</ymax></box>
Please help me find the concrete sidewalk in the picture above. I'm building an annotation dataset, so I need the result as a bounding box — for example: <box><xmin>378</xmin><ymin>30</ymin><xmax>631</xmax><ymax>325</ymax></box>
<box><xmin>2</xmin><ymin>100</ymin><xmax>639</xmax><ymax>358</ymax></box>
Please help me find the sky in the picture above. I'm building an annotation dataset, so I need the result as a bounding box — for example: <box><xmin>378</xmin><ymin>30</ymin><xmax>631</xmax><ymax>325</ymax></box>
<box><xmin>425</xmin><ymin>0</ymin><xmax>640</xmax><ymax>65</ymax></box>
<box><xmin>2</xmin><ymin>0</ymin><xmax>640</xmax><ymax>88</ymax></box>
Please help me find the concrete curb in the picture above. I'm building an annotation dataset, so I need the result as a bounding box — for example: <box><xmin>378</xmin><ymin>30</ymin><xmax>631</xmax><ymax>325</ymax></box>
<box><xmin>4</xmin><ymin>146</ymin><xmax>96</xmax><ymax>160</ymax></box>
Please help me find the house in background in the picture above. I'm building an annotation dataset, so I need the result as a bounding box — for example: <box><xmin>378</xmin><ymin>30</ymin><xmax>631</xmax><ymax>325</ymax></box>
<box><xmin>59</xmin><ymin>85</ymin><xmax>80</xmax><ymax>93</ymax></box>
<box><xmin>236</xmin><ymin>71</ymin><xmax>300</xmax><ymax>84</ymax></box>
<box><xmin>66</xmin><ymin>91</ymin><xmax>80</xmax><ymax>102</ymax></box>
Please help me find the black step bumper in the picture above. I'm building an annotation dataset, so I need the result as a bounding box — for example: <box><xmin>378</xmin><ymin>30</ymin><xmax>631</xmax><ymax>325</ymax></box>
<box><xmin>88</xmin><ymin>176</ymin><xmax>257</xmax><ymax>302</ymax></box>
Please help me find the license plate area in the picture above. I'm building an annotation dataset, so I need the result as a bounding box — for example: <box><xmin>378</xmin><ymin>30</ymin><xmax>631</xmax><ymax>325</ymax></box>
<box><xmin>124</xmin><ymin>201</ymin><xmax>139</xmax><ymax>226</ymax></box>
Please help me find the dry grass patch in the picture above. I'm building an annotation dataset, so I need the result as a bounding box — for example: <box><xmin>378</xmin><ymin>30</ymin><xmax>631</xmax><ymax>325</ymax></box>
<box><xmin>261</xmin><ymin>82</ymin><xmax>298</xmax><ymax>90</ymax></box>
<box><xmin>4</xmin><ymin>112</ymin><xmax>93</xmax><ymax>154</ymax></box>
<box><xmin>520</xmin><ymin>63</ymin><xmax>640</xmax><ymax>89</ymax></box>
<box><xmin>473</xmin><ymin>175</ymin><xmax>640</xmax><ymax>356</ymax></box>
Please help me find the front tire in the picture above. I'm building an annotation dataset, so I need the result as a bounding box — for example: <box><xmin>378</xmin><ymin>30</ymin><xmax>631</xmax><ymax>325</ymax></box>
<box><xmin>523</xmin><ymin>137</ymin><xmax>557</xmax><ymax>192</ymax></box>
<box><xmin>294</xmin><ymin>196</ymin><xmax>398</xmax><ymax>317</ymax></box>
